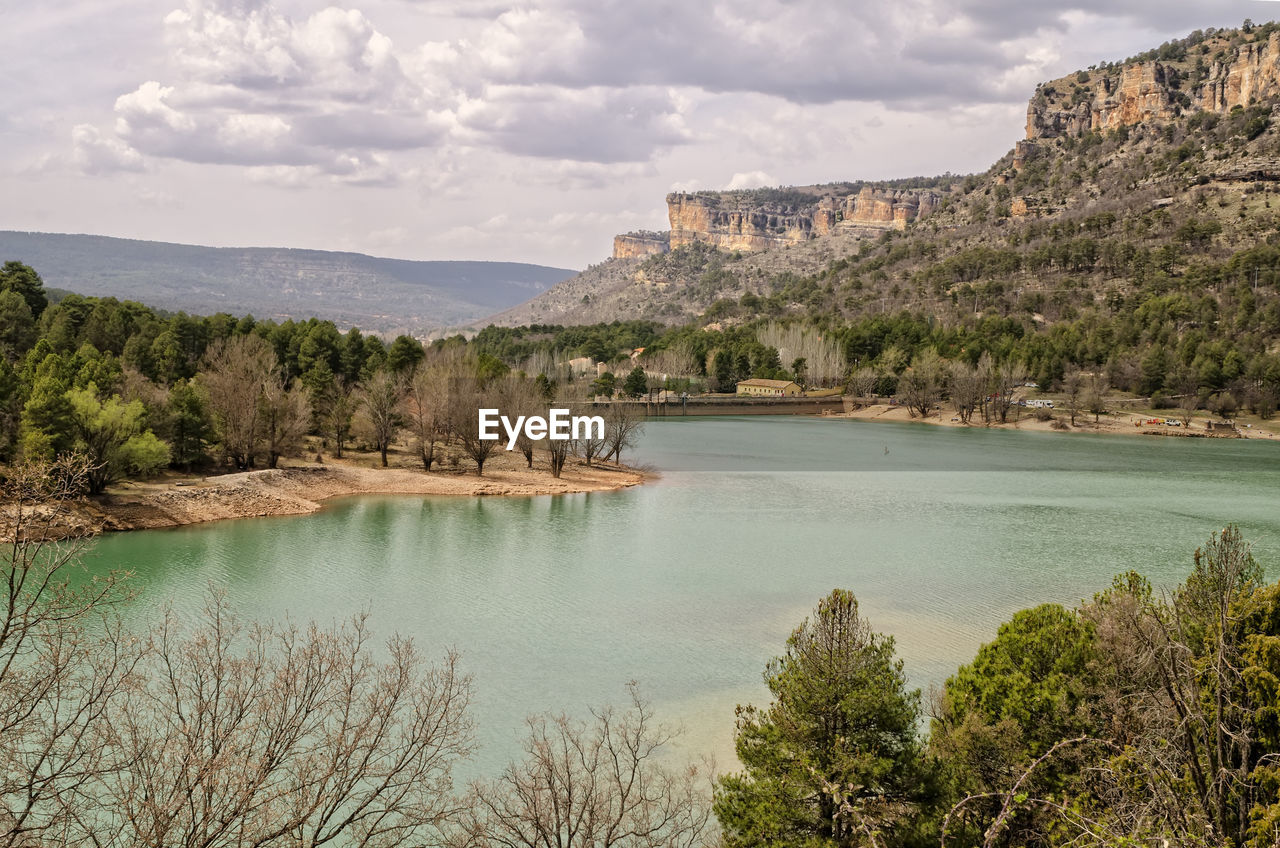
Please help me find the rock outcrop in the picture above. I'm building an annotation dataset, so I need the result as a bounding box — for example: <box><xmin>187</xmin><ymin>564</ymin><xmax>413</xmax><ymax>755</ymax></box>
<box><xmin>1027</xmin><ymin>31</ymin><xmax>1280</xmax><ymax>141</ymax></box>
<box><xmin>612</xmin><ymin>232</ymin><xmax>671</xmax><ymax>259</ymax></box>
<box><xmin>667</xmin><ymin>193</ymin><xmax>819</xmax><ymax>252</ymax></box>
<box><xmin>841</xmin><ymin>187</ymin><xmax>939</xmax><ymax>230</ymax></box>
<box><xmin>1198</xmin><ymin>32</ymin><xmax>1280</xmax><ymax>113</ymax></box>
<box><xmin>662</xmin><ymin>186</ymin><xmax>940</xmax><ymax>254</ymax></box>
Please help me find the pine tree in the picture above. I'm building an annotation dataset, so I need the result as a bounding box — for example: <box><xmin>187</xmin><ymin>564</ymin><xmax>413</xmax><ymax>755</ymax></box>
<box><xmin>715</xmin><ymin>589</ymin><xmax>932</xmax><ymax>847</ymax></box>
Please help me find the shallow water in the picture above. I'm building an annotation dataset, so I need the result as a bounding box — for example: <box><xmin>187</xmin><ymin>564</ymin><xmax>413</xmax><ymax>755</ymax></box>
<box><xmin>83</xmin><ymin>417</ymin><xmax>1280</xmax><ymax>773</ymax></box>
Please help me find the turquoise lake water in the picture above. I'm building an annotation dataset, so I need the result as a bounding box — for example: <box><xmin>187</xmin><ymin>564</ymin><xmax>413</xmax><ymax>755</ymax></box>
<box><xmin>83</xmin><ymin>417</ymin><xmax>1280</xmax><ymax>772</ymax></box>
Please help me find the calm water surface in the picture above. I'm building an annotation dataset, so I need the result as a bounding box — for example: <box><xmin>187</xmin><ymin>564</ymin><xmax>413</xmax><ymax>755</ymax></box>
<box><xmin>84</xmin><ymin>418</ymin><xmax>1280</xmax><ymax>772</ymax></box>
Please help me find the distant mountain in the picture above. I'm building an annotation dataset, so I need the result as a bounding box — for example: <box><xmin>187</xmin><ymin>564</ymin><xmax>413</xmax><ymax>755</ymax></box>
<box><xmin>0</xmin><ymin>231</ymin><xmax>575</xmax><ymax>334</ymax></box>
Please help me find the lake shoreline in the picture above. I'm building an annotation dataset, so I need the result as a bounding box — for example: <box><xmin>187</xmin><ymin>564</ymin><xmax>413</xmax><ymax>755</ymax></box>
<box><xmin>837</xmin><ymin>402</ymin><xmax>1279</xmax><ymax>441</ymax></box>
<box><xmin>59</xmin><ymin>456</ymin><xmax>646</xmax><ymax>538</ymax></box>
<box><xmin>25</xmin><ymin>403</ymin><xmax>1277</xmax><ymax>540</ymax></box>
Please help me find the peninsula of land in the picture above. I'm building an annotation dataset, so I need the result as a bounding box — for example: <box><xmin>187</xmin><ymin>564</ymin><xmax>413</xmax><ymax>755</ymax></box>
<box><xmin>60</xmin><ymin>453</ymin><xmax>645</xmax><ymax>537</ymax></box>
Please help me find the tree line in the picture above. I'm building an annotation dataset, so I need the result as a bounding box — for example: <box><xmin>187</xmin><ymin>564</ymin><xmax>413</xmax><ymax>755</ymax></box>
<box><xmin>716</xmin><ymin>525</ymin><xmax>1280</xmax><ymax>847</ymax></box>
<box><xmin>5</xmin><ymin>245</ymin><xmax>1280</xmax><ymax>495</ymax></box>
<box><xmin>0</xmin><ymin>263</ymin><xmax>645</xmax><ymax>490</ymax></box>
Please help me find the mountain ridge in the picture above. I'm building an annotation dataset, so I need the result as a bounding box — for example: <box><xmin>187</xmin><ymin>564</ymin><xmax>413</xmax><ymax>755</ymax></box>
<box><xmin>0</xmin><ymin>230</ymin><xmax>575</xmax><ymax>335</ymax></box>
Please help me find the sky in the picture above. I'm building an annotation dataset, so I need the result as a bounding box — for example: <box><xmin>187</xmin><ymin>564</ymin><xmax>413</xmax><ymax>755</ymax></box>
<box><xmin>2</xmin><ymin>1</ymin><xmax>1277</xmax><ymax>270</ymax></box>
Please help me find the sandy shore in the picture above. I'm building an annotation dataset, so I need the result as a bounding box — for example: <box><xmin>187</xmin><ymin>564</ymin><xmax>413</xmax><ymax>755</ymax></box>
<box><xmin>62</xmin><ymin>453</ymin><xmax>646</xmax><ymax>536</ymax></box>
<box><xmin>839</xmin><ymin>402</ymin><xmax>1280</xmax><ymax>440</ymax></box>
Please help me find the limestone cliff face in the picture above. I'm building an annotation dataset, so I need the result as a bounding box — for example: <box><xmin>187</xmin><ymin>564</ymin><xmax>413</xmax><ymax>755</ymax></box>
<box><xmin>1026</xmin><ymin>63</ymin><xmax>1179</xmax><ymax>139</ymax></box>
<box><xmin>1027</xmin><ymin>32</ymin><xmax>1280</xmax><ymax>141</ymax></box>
<box><xmin>843</xmin><ymin>187</ymin><xmax>938</xmax><ymax>229</ymax></box>
<box><xmin>1199</xmin><ymin>32</ymin><xmax>1280</xmax><ymax>112</ymax></box>
<box><xmin>667</xmin><ymin>194</ymin><xmax>818</xmax><ymax>251</ymax></box>
<box><xmin>663</xmin><ymin>186</ymin><xmax>940</xmax><ymax>254</ymax></box>
<box><xmin>613</xmin><ymin>232</ymin><xmax>670</xmax><ymax>259</ymax></box>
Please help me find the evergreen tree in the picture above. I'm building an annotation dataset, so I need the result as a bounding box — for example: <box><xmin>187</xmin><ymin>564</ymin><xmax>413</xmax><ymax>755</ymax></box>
<box><xmin>0</xmin><ymin>261</ymin><xmax>48</xmax><ymax>317</ymax></box>
<box><xmin>386</xmin><ymin>334</ymin><xmax>426</xmax><ymax>374</ymax></box>
<box><xmin>166</xmin><ymin>379</ymin><xmax>212</xmax><ymax>470</ymax></box>
<box><xmin>534</xmin><ymin>371</ymin><xmax>556</xmax><ymax>401</ymax></box>
<box><xmin>590</xmin><ymin>371</ymin><xmax>615</xmax><ymax>397</ymax></box>
<box><xmin>929</xmin><ymin>604</ymin><xmax>1101</xmax><ymax>845</ymax></box>
<box><xmin>715</xmin><ymin>589</ymin><xmax>932</xmax><ymax>847</ymax></box>
<box><xmin>714</xmin><ymin>350</ymin><xmax>734</xmax><ymax>392</ymax></box>
<box><xmin>622</xmin><ymin>366</ymin><xmax>648</xmax><ymax>398</ymax></box>
<box><xmin>19</xmin><ymin>355</ymin><xmax>74</xmax><ymax>460</ymax></box>
<box><xmin>0</xmin><ymin>290</ymin><xmax>37</xmax><ymax>359</ymax></box>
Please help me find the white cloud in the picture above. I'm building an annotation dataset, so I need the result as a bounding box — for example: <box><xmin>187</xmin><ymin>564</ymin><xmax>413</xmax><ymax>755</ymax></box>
<box><xmin>456</xmin><ymin>85</ymin><xmax>690</xmax><ymax>162</ymax></box>
<box><xmin>365</xmin><ymin>225</ymin><xmax>409</xmax><ymax>247</ymax></box>
<box><xmin>515</xmin><ymin>159</ymin><xmax>659</xmax><ymax>191</ymax></box>
<box><xmin>86</xmin><ymin>0</ymin><xmax>447</xmax><ymax>175</ymax></box>
<box><xmin>725</xmin><ymin>170</ymin><xmax>777</xmax><ymax>190</ymax></box>
<box><xmin>668</xmin><ymin>179</ymin><xmax>703</xmax><ymax>193</ymax></box>
<box><xmin>71</xmin><ymin>124</ymin><xmax>146</xmax><ymax>174</ymax></box>
<box><xmin>73</xmin><ymin>0</ymin><xmax>1274</xmax><ymax>181</ymax></box>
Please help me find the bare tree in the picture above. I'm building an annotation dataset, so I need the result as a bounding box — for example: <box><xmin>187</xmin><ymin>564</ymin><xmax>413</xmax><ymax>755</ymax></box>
<box><xmin>975</xmin><ymin>353</ymin><xmax>996</xmax><ymax>425</ymax></box>
<box><xmin>758</xmin><ymin>323</ymin><xmax>845</xmax><ymax>386</ymax></box>
<box><xmin>1061</xmin><ymin>366</ymin><xmax>1085</xmax><ymax>427</ymax></box>
<box><xmin>1252</xmin><ymin>381</ymin><xmax>1278</xmax><ymax>420</ymax></box>
<box><xmin>1072</xmin><ymin>528</ymin><xmax>1266</xmax><ymax>846</ymax></box>
<box><xmin>496</xmin><ymin>375</ymin><xmax>542</xmax><ymax>469</ymax></box>
<box><xmin>322</xmin><ymin>375</ymin><xmax>360</xmax><ymax>459</ymax></box>
<box><xmin>547</xmin><ymin>415</ymin><xmax>572</xmax><ymax>480</ymax></box>
<box><xmin>899</xmin><ymin>350</ymin><xmax>945</xmax><ymax>419</ymax></box>
<box><xmin>847</xmin><ymin>366</ymin><xmax>879</xmax><ymax>401</ymax></box>
<box><xmin>576</xmin><ymin>426</ymin><xmax>607</xmax><ymax>467</ymax></box>
<box><xmin>1172</xmin><ymin>364</ymin><xmax>1201</xmax><ymax>427</ymax></box>
<box><xmin>403</xmin><ymin>362</ymin><xmax>453</xmax><ymax>471</ymax></box>
<box><xmin>949</xmin><ymin>360</ymin><xmax>984</xmax><ymax>425</ymax></box>
<box><xmin>1176</xmin><ymin>526</ymin><xmax>1261</xmax><ymax>837</ymax></box>
<box><xmin>259</xmin><ymin>375</ymin><xmax>310</xmax><ymax>469</ymax></box>
<box><xmin>458</xmin><ymin>686</ymin><xmax>713</xmax><ymax>848</ymax></box>
<box><xmin>201</xmin><ymin>335</ymin><xmax>276</xmax><ymax>469</ymax></box>
<box><xmin>104</xmin><ymin>592</ymin><xmax>474</xmax><ymax>848</ymax></box>
<box><xmin>452</xmin><ymin>379</ymin><xmax>500</xmax><ymax>476</ymax></box>
<box><xmin>0</xmin><ymin>456</ymin><xmax>140</xmax><ymax>848</ymax></box>
<box><xmin>359</xmin><ymin>369</ymin><xmax>403</xmax><ymax>467</ymax></box>
<box><xmin>1085</xmin><ymin>371</ymin><xmax>1109</xmax><ymax>424</ymax></box>
<box><xmin>994</xmin><ymin>361</ymin><xmax>1028</xmax><ymax>425</ymax></box>
<box><xmin>604</xmin><ymin>402</ymin><xmax>644</xmax><ymax>465</ymax></box>
<box><xmin>0</xmin><ymin>457</ymin><xmax>478</xmax><ymax>848</ymax></box>
<box><xmin>978</xmin><ymin>354</ymin><xmax>1027</xmax><ymax>425</ymax></box>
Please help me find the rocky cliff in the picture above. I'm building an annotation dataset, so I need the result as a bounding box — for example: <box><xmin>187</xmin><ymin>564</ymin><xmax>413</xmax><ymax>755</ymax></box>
<box><xmin>667</xmin><ymin>193</ymin><xmax>818</xmax><ymax>251</ymax></box>
<box><xmin>612</xmin><ymin>232</ymin><xmax>671</xmax><ymax>259</ymax></box>
<box><xmin>662</xmin><ymin>185</ymin><xmax>940</xmax><ymax>255</ymax></box>
<box><xmin>1027</xmin><ymin>30</ymin><xmax>1280</xmax><ymax>141</ymax></box>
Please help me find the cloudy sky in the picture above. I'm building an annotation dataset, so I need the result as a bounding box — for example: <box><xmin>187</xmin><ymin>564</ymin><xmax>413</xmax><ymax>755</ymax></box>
<box><xmin>2</xmin><ymin>1</ymin><xmax>1275</xmax><ymax>269</ymax></box>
